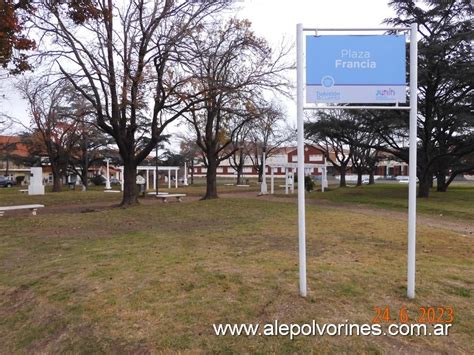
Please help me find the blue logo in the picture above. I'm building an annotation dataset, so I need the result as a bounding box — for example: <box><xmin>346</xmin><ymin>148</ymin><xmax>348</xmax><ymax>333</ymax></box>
<box><xmin>375</xmin><ymin>88</ymin><xmax>396</xmax><ymax>100</ymax></box>
<box><xmin>321</xmin><ymin>76</ymin><xmax>335</xmax><ymax>88</ymax></box>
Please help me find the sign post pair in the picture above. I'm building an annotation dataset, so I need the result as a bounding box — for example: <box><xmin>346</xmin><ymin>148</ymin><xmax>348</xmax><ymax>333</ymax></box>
<box><xmin>296</xmin><ymin>24</ymin><xmax>418</xmax><ymax>299</ymax></box>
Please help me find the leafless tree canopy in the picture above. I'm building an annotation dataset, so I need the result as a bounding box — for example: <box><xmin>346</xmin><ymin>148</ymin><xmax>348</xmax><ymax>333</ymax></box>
<box><xmin>247</xmin><ymin>99</ymin><xmax>292</xmax><ymax>182</ymax></box>
<box><xmin>30</xmin><ymin>0</ymin><xmax>229</xmax><ymax>204</ymax></box>
<box><xmin>16</xmin><ymin>77</ymin><xmax>80</xmax><ymax>192</ymax></box>
<box><xmin>181</xmin><ymin>19</ymin><xmax>292</xmax><ymax>199</ymax></box>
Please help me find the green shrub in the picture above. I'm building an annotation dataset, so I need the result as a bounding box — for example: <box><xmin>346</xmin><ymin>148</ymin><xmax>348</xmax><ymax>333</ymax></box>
<box><xmin>305</xmin><ymin>176</ymin><xmax>314</xmax><ymax>192</ymax></box>
<box><xmin>15</xmin><ymin>175</ymin><xmax>25</xmax><ymax>185</ymax></box>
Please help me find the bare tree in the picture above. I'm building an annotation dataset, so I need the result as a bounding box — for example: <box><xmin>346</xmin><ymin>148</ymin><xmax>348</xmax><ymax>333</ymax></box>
<box><xmin>306</xmin><ymin>111</ymin><xmax>355</xmax><ymax>188</ymax></box>
<box><xmin>17</xmin><ymin>77</ymin><xmax>80</xmax><ymax>192</ymax></box>
<box><xmin>247</xmin><ymin>100</ymin><xmax>292</xmax><ymax>183</ymax></box>
<box><xmin>0</xmin><ymin>113</ymin><xmax>12</xmax><ymax>133</ymax></box>
<box><xmin>229</xmin><ymin>125</ymin><xmax>251</xmax><ymax>185</ymax></box>
<box><xmin>183</xmin><ymin>19</ymin><xmax>291</xmax><ymax>199</ymax></box>
<box><xmin>32</xmin><ymin>0</ymin><xmax>228</xmax><ymax>205</ymax></box>
<box><xmin>69</xmin><ymin>123</ymin><xmax>110</xmax><ymax>191</ymax></box>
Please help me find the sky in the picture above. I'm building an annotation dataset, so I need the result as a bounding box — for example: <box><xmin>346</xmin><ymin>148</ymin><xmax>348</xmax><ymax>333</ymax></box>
<box><xmin>0</xmin><ymin>0</ymin><xmax>397</xmax><ymax>148</ymax></box>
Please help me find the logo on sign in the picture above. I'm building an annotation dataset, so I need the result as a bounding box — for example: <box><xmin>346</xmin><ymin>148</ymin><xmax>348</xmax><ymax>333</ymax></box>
<box><xmin>375</xmin><ymin>88</ymin><xmax>397</xmax><ymax>100</ymax></box>
<box><xmin>321</xmin><ymin>76</ymin><xmax>335</xmax><ymax>88</ymax></box>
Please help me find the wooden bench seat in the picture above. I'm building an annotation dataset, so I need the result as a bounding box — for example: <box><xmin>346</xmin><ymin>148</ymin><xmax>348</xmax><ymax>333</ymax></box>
<box><xmin>154</xmin><ymin>194</ymin><xmax>186</xmax><ymax>202</ymax></box>
<box><xmin>0</xmin><ymin>204</ymin><xmax>45</xmax><ymax>217</ymax></box>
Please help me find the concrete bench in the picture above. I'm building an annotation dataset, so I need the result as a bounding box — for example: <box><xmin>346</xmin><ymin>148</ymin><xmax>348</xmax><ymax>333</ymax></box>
<box><xmin>154</xmin><ymin>194</ymin><xmax>186</xmax><ymax>203</ymax></box>
<box><xmin>0</xmin><ymin>204</ymin><xmax>45</xmax><ymax>217</ymax></box>
<box><xmin>19</xmin><ymin>189</ymin><xmax>28</xmax><ymax>193</ymax></box>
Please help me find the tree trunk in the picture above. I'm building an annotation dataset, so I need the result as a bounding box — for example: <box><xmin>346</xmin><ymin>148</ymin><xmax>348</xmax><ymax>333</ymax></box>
<box><xmin>356</xmin><ymin>170</ymin><xmax>363</xmax><ymax>186</ymax></box>
<box><xmin>369</xmin><ymin>170</ymin><xmax>375</xmax><ymax>185</ymax></box>
<box><xmin>339</xmin><ymin>165</ymin><xmax>347</xmax><ymax>187</ymax></box>
<box><xmin>51</xmin><ymin>165</ymin><xmax>62</xmax><ymax>192</ymax></box>
<box><xmin>418</xmin><ymin>172</ymin><xmax>431</xmax><ymax>198</ymax></box>
<box><xmin>436</xmin><ymin>171</ymin><xmax>448</xmax><ymax>192</ymax></box>
<box><xmin>257</xmin><ymin>163</ymin><xmax>263</xmax><ymax>183</ymax></box>
<box><xmin>443</xmin><ymin>171</ymin><xmax>459</xmax><ymax>191</ymax></box>
<box><xmin>82</xmin><ymin>135</ymin><xmax>89</xmax><ymax>191</ymax></box>
<box><xmin>121</xmin><ymin>160</ymin><xmax>139</xmax><ymax>206</ymax></box>
<box><xmin>81</xmin><ymin>165</ymin><xmax>88</xmax><ymax>191</ymax></box>
<box><xmin>203</xmin><ymin>157</ymin><xmax>218</xmax><ymax>199</ymax></box>
<box><xmin>236</xmin><ymin>169</ymin><xmax>242</xmax><ymax>185</ymax></box>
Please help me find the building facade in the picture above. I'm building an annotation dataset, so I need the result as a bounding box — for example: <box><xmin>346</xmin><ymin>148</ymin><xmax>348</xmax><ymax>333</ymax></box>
<box><xmin>191</xmin><ymin>144</ymin><xmax>409</xmax><ymax>180</ymax></box>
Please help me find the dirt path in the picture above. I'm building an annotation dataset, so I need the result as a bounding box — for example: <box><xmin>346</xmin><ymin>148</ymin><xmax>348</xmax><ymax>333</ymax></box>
<box><xmin>220</xmin><ymin>191</ymin><xmax>474</xmax><ymax>236</ymax></box>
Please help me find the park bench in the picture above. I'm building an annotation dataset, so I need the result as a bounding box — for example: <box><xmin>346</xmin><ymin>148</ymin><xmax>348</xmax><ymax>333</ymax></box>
<box><xmin>19</xmin><ymin>189</ymin><xmax>28</xmax><ymax>193</ymax></box>
<box><xmin>0</xmin><ymin>204</ymin><xmax>45</xmax><ymax>217</ymax></box>
<box><xmin>154</xmin><ymin>194</ymin><xmax>186</xmax><ymax>203</ymax></box>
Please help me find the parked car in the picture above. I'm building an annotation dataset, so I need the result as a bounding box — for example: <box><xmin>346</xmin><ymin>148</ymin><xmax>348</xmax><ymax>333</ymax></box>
<box><xmin>0</xmin><ymin>176</ymin><xmax>15</xmax><ymax>188</ymax></box>
<box><xmin>379</xmin><ymin>175</ymin><xmax>397</xmax><ymax>181</ymax></box>
<box><xmin>110</xmin><ymin>177</ymin><xmax>121</xmax><ymax>185</ymax></box>
<box><xmin>91</xmin><ymin>175</ymin><xmax>121</xmax><ymax>186</ymax></box>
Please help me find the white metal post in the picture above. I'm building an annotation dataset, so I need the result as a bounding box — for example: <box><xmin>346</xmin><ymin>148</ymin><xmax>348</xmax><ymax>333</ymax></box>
<box><xmin>285</xmin><ymin>168</ymin><xmax>289</xmax><ymax>194</ymax></box>
<box><xmin>120</xmin><ymin>167</ymin><xmax>124</xmax><ymax>192</ymax></box>
<box><xmin>146</xmin><ymin>169</ymin><xmax>149</xmax><ymax>191</ymax></box>
<box><xmin>152</xmin><ymin>169</ymin><xmax>156</xmax><ymax>190</ymax></box>
<box><xmin>184</xmin><ymin>162</ymin><xmax>188</xmax><ymax>186</ymax></box>
<box><xmin>270</xmin><ymin>167</ymin><xmax>274</xmax><ymax>194</ymax></box>
<box><xmin>175</xmin><ymin>169</ymin><xmax>178</xmax><ymax>188</ymax></box>
<box><xmin>407</xmin><ymin>23</ymin><xmax>418</xmax><ymax>299</ymax></box>
<box><xmin>260</xmin><ymin>151</ymin><xmax>268</xmax><ymax>194</ymax></box>
<box><xmin>168</xmin><ymin>170</ymin><xmax>171</xmax><ymax>189</ymax></box>
<box><xmin>322</xmin><ymin>158</ymin><xmax>328</xmax><ymax>192</ymax></box>
<box><xmin>290</xmin><ymin>172</ymin><xmax>295</xmax><ymax>194</ymax></box>
<box><xmin>296</xmin><ymin>23</ymin><xmax>307</xmax><ymax>297</ymax></box>
<box><xmin>105</xmin><ymin>158</ymin><xmax>111</xmax><ymax>190</ymax></box>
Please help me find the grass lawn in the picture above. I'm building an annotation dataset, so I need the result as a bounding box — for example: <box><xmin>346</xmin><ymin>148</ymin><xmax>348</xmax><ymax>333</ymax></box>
<box><xmin>302</xmin><ymin>183</ymin><xmax>474</xmax><ymax>220</ymax></box>
<box><xmin>0</xmin><ymin>185</ymin><xmax>472</xmax><ymax>352</ymax></box>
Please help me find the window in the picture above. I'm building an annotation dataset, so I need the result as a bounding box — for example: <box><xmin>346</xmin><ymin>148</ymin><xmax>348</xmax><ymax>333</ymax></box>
<box><xmin>201</xmin><ymin>168</ymin><xmax>207</xmax><ymax>173</ymax></box>
<box><xmin>291</xmin><ymin>155</ymin><xmax>297</xmax><ymax>162</ymax></box>
<box><xmin>243</xmin><ymin>167</ymin><xmax>252</xmax><ymax>173</ymax></box>
<box><xmin>216</xmin><ymin>167</ymin><xmax>223</xmax><ymax>173</ymax></box>
<box><xmin>309</xmin><ymin>154</ymin><xmax>323</xmax><ymax>162</ymax></box>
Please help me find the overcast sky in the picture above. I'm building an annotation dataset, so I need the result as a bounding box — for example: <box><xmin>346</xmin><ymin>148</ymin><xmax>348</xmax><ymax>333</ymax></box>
<box><xmin>0</xmin><ymin>0</ymin><xmax>397</xmax><ymax>146</ymax></box>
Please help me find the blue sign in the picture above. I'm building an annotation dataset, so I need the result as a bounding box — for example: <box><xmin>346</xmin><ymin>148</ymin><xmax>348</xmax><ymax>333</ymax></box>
<box><xmin>306</xmin><ymin>35</ymin><xmax>406</xmax><ymax>103</ymax></box>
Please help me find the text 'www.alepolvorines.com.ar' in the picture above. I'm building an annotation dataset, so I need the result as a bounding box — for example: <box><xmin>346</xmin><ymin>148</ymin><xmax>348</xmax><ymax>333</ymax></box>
<box><xmin>212</xmin><ymin>320</ymin><xmax>452</xmax><ymax>340</ymax></box>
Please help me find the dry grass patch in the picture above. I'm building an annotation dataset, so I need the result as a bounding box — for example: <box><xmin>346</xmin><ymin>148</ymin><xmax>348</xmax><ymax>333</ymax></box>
<box><xmin>0</xmin><ymin>197</ymin><xmax>472</xmax><ymax>353</ymax></box>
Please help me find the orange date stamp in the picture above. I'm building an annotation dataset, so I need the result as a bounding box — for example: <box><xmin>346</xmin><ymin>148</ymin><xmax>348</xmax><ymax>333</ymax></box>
<box><xmin>372</xmin><ymin>305</ymin><xmax>454</xmax><ymax>324</ymax></box>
